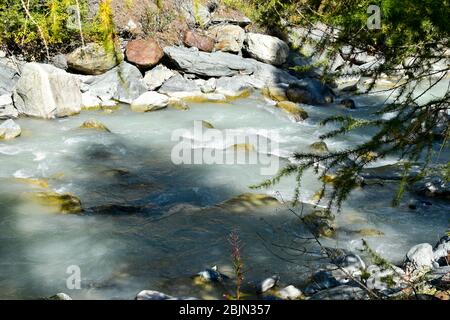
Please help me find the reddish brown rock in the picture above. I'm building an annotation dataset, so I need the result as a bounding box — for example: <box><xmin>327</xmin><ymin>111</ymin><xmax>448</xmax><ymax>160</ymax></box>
<box><xmin>183</xmin><ymin>30</ymin><xmax>215</xmax><ymax>53</ymax></box>
<box><xmin>125</xmin><ymin>39</ymin><xmax>164</xmax><ymax>69</ymax></box>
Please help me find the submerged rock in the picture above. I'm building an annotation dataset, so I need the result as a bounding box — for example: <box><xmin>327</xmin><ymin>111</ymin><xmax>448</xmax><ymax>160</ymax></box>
<box><xmin>131</xmin><ymin>92</ymin><xmax>169</xmax><ymax>112</ymax></box>
<box><xmin>163</xmin><ymin>46</ymin><xmax>255</xmax><ymax>78</ymax></box>
<box><xmin>217</xmin><ymin>193</ymin><xmax>280</xmax><ymax>213</ymax></box>
<box><xmin>303</xmin><ymin>210</ymin><xmax>336</xmax><ymax>238</ymax></box>
<box><xmin>168</xmin><ymin>98</ymin><xmax>190</xmax><ymax>111</ymax></box>
<box><xmin>13</xmin><ymin>63</ymin><xmax>82</xmax><ymax>119</ymax></box>
<box><xmin>309</xmin><ymin>141</ymin><xmax>329</xmax><ymax>154</ymax></box>
<box><xmin>79</xmin><ymin>119</ymin><xmax>111</xmax><ymax>132</ymax></box>
<box><xmin>276</xmin><ymin>101</ymin><xmax>309</xmax><ymax>122</ymax></box>
<box><xmin>136</xmin><ymin>290</ymin><xmax>173</xmax><ymax>300</ymax></box>
<box><xmin>0</xmin><ymin>119</ymin><xmax>21</xmax><ymax>140</ymax></box>
<box><xmin>244</xmin><ymin>33</ymin><xmax>290</xmax><ymax>66</ymax></box>
<box><xmin>66</xmin><ymin>43</ymin><xmax>122</xmax><ymax>75</ymax></box>
<box><xmin>29</xmin><ymin>191</ymin><xmax>82</xmax><ymax>214</ymax></box>
<box><xmin>340</xmin><ymin>98</ymin><xmax>356</xmax><ymax>109</ymax></box>
<box><xmin>196</xmin><ymin>266</ymin><xmax>229</xmax><ymax>283</ymax></box>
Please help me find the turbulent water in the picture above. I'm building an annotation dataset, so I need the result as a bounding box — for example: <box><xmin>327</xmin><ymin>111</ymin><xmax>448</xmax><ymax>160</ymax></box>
<box><xmin>0</xmin><ymin>87</ymin><xmax>448</xmax><ymax>299</ymax></box>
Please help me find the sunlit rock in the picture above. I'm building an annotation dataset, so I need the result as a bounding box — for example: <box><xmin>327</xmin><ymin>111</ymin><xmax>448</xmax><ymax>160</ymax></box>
<box><xmin>0</xmin><ymin>119</ymin><xmax>21</xmax><ymax>140</ymax></box>
<box><xmin>276</xmin><ymin>101</ymin><xmax>309</xmax><ymax>122</ymax></box>
<box><xmin>28</xmin><ymin>191</ymin><xmax>82</xmax><ymax>214</ymax></box>
<box><xmin>217</xmin><ymin>193</ymin><xmax>280</xmax><ymax>213</ymax></box>
<box><xmin>79</xmin><ymin>119</ymin><xmax>111</xmax><ymax>132</ymax></box>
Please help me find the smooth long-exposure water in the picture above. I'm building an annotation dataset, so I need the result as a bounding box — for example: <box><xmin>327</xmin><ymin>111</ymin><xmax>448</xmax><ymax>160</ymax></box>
<box><xmin>0</xmin><ymin>88</ymin><xmax>448</xmax><ymax>299</ymax></box>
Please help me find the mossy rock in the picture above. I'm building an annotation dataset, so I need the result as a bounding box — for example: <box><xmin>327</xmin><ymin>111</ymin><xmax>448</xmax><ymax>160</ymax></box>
<box><xmin>310</xmin><ymin>141</ymin><xmax>329</xmax><ymax>154</ymax></box>
<box><xmin>276</xmin><ymin>101</ymin><xmax>309</xmax><ymax>122</ymax></box>
<box><xmin>354</xmin><ymin>228</ymin><xmax>385</xmax><ymax>237</ymax></box>
<box><xmin>197</xmin><ymin>120</ymin><xmax>214</xmax><ymax>129</ymax></box>
<box><xmin>262</xmin><ymin>86</ymin><xmax>288</xmax><ymax>102</ymax></box>
<box><xmin>15</xmin><ymin>177</ymin><xmax>49</xmax><ymax>189</ymax></box>
<box><xmin>217</xmin><ymin>193</ymin><xmax>280</xmax><ymax>213</ymax></box>
<box><xmin>168</xmin><ymin>98</ymin><xmax>190</xmax><ymax>111</ymax></box>
<box><xmin>79</xmin><ymin>119</ymin><xmax>111</xmax><ymax>132</ymax></box>
<box><xmin>303</xmin><ymin>210</ymin><xmax>336</xmax><ymax>238</ymax></box>
<box><xmin>29</xmin><ymin>191</ymin><xmax>82</xmax><ymax>214</ymax></box>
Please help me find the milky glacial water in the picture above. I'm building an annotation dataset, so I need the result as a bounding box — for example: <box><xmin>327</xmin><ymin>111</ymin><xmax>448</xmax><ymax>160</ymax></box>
<box><xmin>0</xmin><ymin>88</ymin><xmax>448</xmax><ymax>299</ymax></box>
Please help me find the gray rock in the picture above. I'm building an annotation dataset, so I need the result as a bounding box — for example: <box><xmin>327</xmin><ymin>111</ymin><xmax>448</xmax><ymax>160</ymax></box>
<box><xmin>159</xmin><ymin>73</ymin><xmax>202</xmax><ymax>98</ymax></box>
<box><xmin>250</xmin><ymin>59</ymin><xmax>299</xmax><ymax>86</ymax></box>
<box><xmin>143</xmin><ymin>65</ymin><xmax>175</xmax><ymax>91</ymax></box>
<box><xmin>0</xmin><ymin>62</ymin><xmax>20</xmax><ymax>95</ymax></box>
<box><xmin>0</xmin><ymin>119</ymin><xmax>21</xmax><ymax>140</ymax></box>
<box><xmin>13</xmin><ymin>63</ymin><xmax>82</xmax><ymax>118</ymax></box>
<box><xmin>244</xmin><ymin>33</ymin><xmax>290</xmax><ymax>66</ymax></box>
<box><xmin>200</xmin><ymin>78</ymin><xmax>217</xmax><ymax>93</ymax></box>
<box><xmin>309</xmin><ymin>285</ymin><xmax>369</xmax><ymax>300</ymax></box>
<box><xmin>130</xmin><ymin>92</ymin><xmax>169</xmax><ymax>112</ymax></box>
<box><xmin>163</xmin><ymin>46</ymin><xmax>255</xmax><ymax>78</ymax></box>
<box><xmin>51</xmin><ymin>54</ymin><xmax>68</xmax><ymax>70</ymax></box>
<box><xmin>406</xmin><ymin>243</ymin><xmax>435</xmax><ymax>269</ymax></box>
<box><xmin>0</xmin><ymin>94</ymin><xmax>18</xmax><ymax>119</ymax></box>
<box><xmin>259</xmin><ymin>275</ymin><xmax>280</xmax><ymax>293</ymax></box>
<box><xmin>179</xmin><ymin>0</ymin><xmax>211</xmax><ymax>27</ymax></box>
<box><xmin>88</xmin><ymin>62</ymin><xmax>146</xmax><ymax>104</ymax></box>
<box><xmin>413</xmin><ymin>175</ymin><xmax>449</xmax><ymax>199</ymax></box>
<box><xmin>215</xmin><ymin>75</ymin><xmax>256</xmax><ymax>97</ymax></box>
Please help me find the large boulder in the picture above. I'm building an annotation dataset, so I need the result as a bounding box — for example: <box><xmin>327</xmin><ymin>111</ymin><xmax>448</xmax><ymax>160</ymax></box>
<box><xmin>131</xmin><ymin>92</ymin><xmax>169</xmax><ymax>112</ymax></box>
<box><xmin>66</xmin><ymin>43</ymin><xmax>122</xmax><ymax>75</ymax></box>
<box><xmin>159</xmin><ymin>73</ymin><xmax>203</xmax><ymax>98</ymax></box>
<box><xmin>0</xmin><ymin>63</ymin><xmax>20</xmax><ymax>95</ymax></box>
<box><xmin>215</xmin><ymin>75</ymin><xmax>260</xmax><ymax>98</ymax></box>
<box><xmin>0</xmin><ymin>94</ymin><xmax>18</xmax><ymax>119</ymax></box>
<box><xmin>207</xmin><ymin>24</ymin><xmax>245</xmax><ymax>53</ymax></box>
<box><xmin>143</xmin><ymin>65</ymin><xmax>176</xmax><ymax>91</ymax></box>
<box><xmin>0</xmin><ymin>119</ymin><xmax>21</xmax><ymax>140</ymax></box>
<box><xmin>250</xmin><ymin>60</ymin><xmax>299</xmax><ymax>86</ymax></box>
<box><xmin>88</xmin><ymin>62</ymin><xmax>147</xmax><ymax>104</ymax></box>
<box><xmin>183</xmin><ymin>30</ymin><xmax>215</xmax><ymax>53</ymax></box>
<box><xmin>163</xmin><ymin>46</ymin><xmax>255</xmax><ymax>78</ymax></box>
<box><xmin>13</xmin><ymin>63</ymin><xmax>82</xmax><ymax>119</ymax></box>
<box><xmin>125</xmin><ymin>39</ymin><xmax>164</xmax><ymax>69</ymax></box>
<box><xmin>244</xmin><ymin>33</ymin><xmax>290</xmax><ymax>66</ymax></box>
